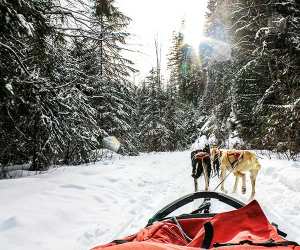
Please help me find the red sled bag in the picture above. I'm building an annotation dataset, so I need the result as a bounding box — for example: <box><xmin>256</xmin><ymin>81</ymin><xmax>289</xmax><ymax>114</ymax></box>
<box><xmin>91</xmin><ymin>192</ymin><xmax>299</xmax><ymax>250</ymax></box>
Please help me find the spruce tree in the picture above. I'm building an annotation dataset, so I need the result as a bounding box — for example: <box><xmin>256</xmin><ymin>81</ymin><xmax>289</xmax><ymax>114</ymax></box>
<box><xmin>138</xmin><ymin>69</ymin><xmax>169</xmax><ymax>152</ymax></box>
<box><xmin>90</xmin><ymin>0</ymin><xmax>138</xmax><ymax>155</ymax></box>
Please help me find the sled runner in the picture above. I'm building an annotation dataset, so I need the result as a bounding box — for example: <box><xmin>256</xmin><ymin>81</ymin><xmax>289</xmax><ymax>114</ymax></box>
<box><xmin>91</xmin><ymin>192</ymin><xmax>299</xmax><ymax>250</ymax></box>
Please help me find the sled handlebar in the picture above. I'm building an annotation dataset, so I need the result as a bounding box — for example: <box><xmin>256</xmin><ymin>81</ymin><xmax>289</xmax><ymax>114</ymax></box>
<box><xmin>147</xmin><ymin>191</ymin><xmax>245</xmax><ymax>226</ymax></box>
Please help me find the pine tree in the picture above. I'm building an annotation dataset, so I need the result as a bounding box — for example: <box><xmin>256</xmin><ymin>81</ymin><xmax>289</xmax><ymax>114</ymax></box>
<box><xmin>167</xmin><ymin>31</ymin><xmax>184</xmax><ymax>92</ymax></box>
<box><xmin>90</xmin><ymin>0</ymin><xmax>138</xmax><ymax>155</ymax></box>
<box><xmin>0</xmin><ymin>0</ymin><xmax>56</xmax><ymax>168</ymax></box>
<box><xmin>163</xmin><ymin>84</ymin><xmax>186</xmax><ymax>150</ymax></box>
<box><xmin>168</xmin><ymin>29</ymin><xmax>206</xmax><ymax>105</ymax></box>
<box><xmin>249</xmin><ymin>0</ymin><xmax>300</xmax><ymax>154</ymax></box>
<box><xmin>200</xmin><ymin>0</ymin><xmax>299</xmax><ymax>154</ymax></box>
<box><xmin>0</xmin><ymin>0</ymin><xmax>138</xmax><ymax>171</ymax></box>
<box><xmin>138</xmin><ymin>69</ymin><xmax>169</xmax><ymax>152</ymax></box>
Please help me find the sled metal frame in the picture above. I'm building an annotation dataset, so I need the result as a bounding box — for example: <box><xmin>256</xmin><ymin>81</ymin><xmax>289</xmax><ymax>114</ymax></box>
<box><xmin>147</xmin><ymin>191</ymin><xmax>245</xmax><ymax>226</ymax></box>
<box><xmin>147</xmin><ymin>191</ymin><xmax>287</xmax><ymax>238</ymax></box>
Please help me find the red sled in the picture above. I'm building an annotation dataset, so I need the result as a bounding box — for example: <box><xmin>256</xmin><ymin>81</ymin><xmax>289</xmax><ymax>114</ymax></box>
<box><xmin>91</xmin><ymin>192</ymin><xmax>299</xmax><ymax>250</ymax></box>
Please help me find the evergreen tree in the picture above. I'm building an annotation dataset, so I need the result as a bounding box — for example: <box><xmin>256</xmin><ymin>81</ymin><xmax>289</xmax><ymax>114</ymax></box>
<box><xmin>168</xmin><ymin>31</ymin><xmax>184</xmax><ymax>94</ymax></box>
<box><xmin>163</xmin><ymin>84</ymin><xmax>186</xmax><ymax>151</ymax></box>
<box><xmin>0</xmin><ymin>0</ymin><xmax>138</xmax><ymax>172</ymax></box>
<box><xmin>200</xmin><ymin>0</ymin><xmax>299</xmax><ymax>155</ymax></box>
<box><xmin>90</xmin><ymin>0</ymin><xmax>138</xmax><ymax>155</ymax></box>
<box><xmin>138</xmin><ymin>69</ymin><xmax>169</xmax><ymax>152</ymax></box>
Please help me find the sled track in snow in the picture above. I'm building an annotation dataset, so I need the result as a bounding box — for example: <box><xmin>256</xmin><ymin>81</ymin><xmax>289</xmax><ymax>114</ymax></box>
<box><xmin>0</xmin><ymin>151</ymin><xmax>299</xmax><ymax>250</ymax></box>
<box><xmin>112</xmin><ymin>166</ymin><xmax>189</xmax><ymax>240</ymax></box>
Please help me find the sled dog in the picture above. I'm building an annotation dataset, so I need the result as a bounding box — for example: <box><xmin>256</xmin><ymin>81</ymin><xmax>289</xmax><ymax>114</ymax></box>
<box><xmin>210</xmin><ymin>147</ymin><xmax>261</xmax><ymax>200</ymax></box>
<box><xmin>191</xmin><ymin>149</ymin><xmax>212</xmax><ymax>192</ymax></box>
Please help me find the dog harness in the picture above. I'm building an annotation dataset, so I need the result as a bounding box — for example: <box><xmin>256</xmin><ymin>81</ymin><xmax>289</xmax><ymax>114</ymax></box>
<box><xmin>227</xmin><ymin>152</ymin><xmax>243</xmax><ymax>167</ymax></box>
<box><xmin>193</xmin><ymin>152</ymin><xmax>210</xmax><ymax>161</ymax></box>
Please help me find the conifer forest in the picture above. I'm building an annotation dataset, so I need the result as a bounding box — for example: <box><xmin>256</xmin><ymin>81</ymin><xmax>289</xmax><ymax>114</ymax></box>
<box><xmin>0</xmin><ymin>0</ymin><xmax>299</xmax><ymax>173</ymax></box>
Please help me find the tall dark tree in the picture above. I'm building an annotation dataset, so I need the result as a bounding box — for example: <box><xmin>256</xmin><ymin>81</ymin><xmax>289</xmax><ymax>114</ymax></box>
<box><xmin>90</xmin><ymin>0</ymin><xmax>138</xmax><ymax>155</ymax></box>
<box><xmin>0</xmin><ymin>0</ymin><xmax>138</xmax><ymax>173</ymax></box>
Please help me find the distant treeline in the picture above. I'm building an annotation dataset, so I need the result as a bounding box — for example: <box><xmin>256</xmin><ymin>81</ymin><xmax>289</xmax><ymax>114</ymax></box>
<box><xmin>137</xmin><ymin>0</ymin><xmax>299</xmax><ymax>157</ymax></box>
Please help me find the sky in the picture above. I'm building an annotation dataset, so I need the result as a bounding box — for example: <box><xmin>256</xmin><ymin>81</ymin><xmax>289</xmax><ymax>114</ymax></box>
<box><xmin>115</xmin><ymin>0</ymin><xmax>209</xmax><ymax>83</ymax></box>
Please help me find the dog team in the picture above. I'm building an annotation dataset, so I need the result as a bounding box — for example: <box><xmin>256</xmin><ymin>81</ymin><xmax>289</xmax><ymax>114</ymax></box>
<box><xmin>191</xmin><ymin>135</ymin><xmax>261</xmax><ymax>200</ymax></box>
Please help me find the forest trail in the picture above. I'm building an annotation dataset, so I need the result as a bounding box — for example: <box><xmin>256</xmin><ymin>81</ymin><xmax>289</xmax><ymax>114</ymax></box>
<box><xmin>0</xmin><ymin>151</ymin><xmax>299</xmax><ymax>250</ymax></box>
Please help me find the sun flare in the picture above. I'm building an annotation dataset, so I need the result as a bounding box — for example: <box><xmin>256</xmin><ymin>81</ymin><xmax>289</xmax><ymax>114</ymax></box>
<box><xmin>182</xmin><ymin>2</ymin><xmax>207</xmax><ymax>53</ymax></box>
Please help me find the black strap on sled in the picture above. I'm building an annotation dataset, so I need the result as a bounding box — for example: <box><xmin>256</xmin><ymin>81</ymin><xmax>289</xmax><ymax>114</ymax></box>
<box><xmin>112</xmin><ymin>239</ymin><xmax>129</xmax><ymax>245</ymax></box>
<box><xmin>272</xmin><ymin>222</ymin><xmax>288</xmax><ymax>238</ymax></box>
<box><xmin>213</xmin><ymin>240</ymin><xmax>299</xmax><ymax>248</ymax></box>
<box><xmin>202</xmin><ymin>222</ymin><xmax>214</xmax><ymax>249</ymax></box>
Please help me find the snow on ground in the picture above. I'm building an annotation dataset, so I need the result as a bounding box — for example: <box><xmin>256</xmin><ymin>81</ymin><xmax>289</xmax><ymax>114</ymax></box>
<box><xmin>0</xmin><ymin>151</ymin><xmax>299</xmax><ymax>250</ymax></box>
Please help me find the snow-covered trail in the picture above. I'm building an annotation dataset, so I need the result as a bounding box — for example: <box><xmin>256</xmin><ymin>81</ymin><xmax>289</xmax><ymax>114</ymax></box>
<box><xmin>0</xmin><ymin>151</ymin><xmax>299</xmax><ymax>250</ymax></box>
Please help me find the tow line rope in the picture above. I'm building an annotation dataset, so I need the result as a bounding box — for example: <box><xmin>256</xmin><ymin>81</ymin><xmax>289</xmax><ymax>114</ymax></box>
<box><xmin>192</xmin><ymin>151</ymin><xmax>241</xmax><ymax>194</ymax></box>
<box><xmin>213</xmin><ymin>154</ymin><xmax>240</xmax><ymax>192</ymax></box>
<box><xmin>172</xmin><ymin>216</ymin><xmax>192</xmax><ymax>242</ymax></box>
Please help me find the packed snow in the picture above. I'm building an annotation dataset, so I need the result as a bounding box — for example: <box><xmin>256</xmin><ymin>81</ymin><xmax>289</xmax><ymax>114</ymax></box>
<box><xmin>0</xmin><ymin>151</ymin><xmax>299</xmax><ymax>250</ymax></box>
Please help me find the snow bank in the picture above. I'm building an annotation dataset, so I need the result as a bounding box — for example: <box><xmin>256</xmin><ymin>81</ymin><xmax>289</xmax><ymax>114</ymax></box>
<box><xmin>260</xmin><ymin>158</ymin><xmax>300</xmax><ymax>193</ymax></box>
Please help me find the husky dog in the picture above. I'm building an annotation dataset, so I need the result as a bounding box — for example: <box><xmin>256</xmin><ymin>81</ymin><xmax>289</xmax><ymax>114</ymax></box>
<box><xmin>210</xmin><ymin>147</ymin><xmax>261</xmax><ymax>200</ymax></box>
<box><xmin>191</xmin><ymin>136</ymin><xmax>212</xmax><ymax>192</ymax></box>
